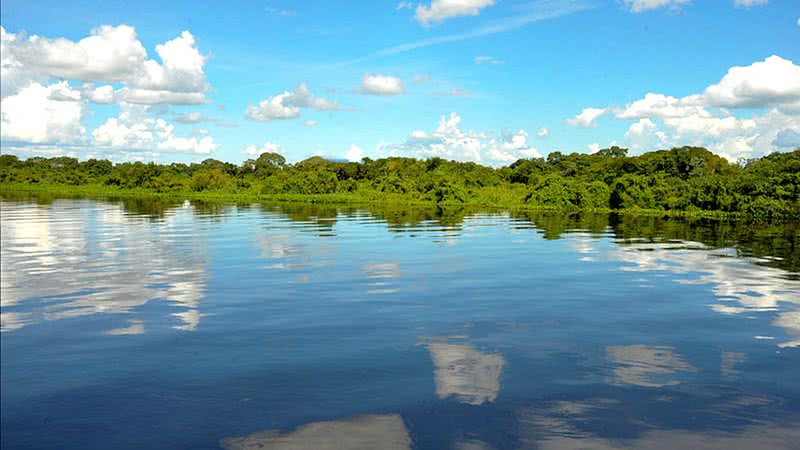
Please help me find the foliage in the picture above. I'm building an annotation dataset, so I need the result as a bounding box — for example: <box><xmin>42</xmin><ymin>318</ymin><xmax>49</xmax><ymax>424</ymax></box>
<box><xmin>1</xmin><ymin>146</ymin><xmax>798</xmax><ymax>218</ymax></box>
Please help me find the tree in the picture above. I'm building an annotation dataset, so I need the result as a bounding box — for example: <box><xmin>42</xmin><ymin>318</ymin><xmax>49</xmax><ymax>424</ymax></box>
<box><xmin>254</xmin><ymin>152</ymin><xmax>287</xmax><ymax>176</ymax></box>
<box><xmin>597</xmin><ymin>146</ymin><xmax>628</xmax><ymax>158</ymax></box>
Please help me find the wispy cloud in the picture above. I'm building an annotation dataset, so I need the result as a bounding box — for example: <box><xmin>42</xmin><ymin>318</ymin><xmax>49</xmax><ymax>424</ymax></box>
<box><xmin>435</xmin><ymin>88</ymin><xmax>476</xmax><ymax>97</ymax></box>
<box><xmin>474</xmin><ymin>55</ymin><xmax>503</xmax><ymax>65</ymax></box>
<box><xmin>329</xmin><ymin>0</ymin><xmax>594</xmax><ymax>66</ymax></box>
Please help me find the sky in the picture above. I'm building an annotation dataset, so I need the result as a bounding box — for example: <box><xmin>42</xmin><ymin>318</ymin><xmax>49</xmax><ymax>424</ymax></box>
<box><xmin>1</xmin><ymin>0</ymin><xmax>798</xmax><ymax>166</ymax></box>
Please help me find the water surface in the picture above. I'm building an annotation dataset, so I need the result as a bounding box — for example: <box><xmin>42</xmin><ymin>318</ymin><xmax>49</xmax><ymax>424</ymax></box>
<box><xmin>1</xmin><ymin>195</ymin><xmax>799</xmax><ymax>449</ymax></box>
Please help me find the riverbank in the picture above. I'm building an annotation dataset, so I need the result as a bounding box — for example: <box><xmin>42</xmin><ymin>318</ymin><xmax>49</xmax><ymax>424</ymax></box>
<box><xmin>0</xmin><ymin>182</ymin><xmax>770</xmax><ymax>221</ymax></box>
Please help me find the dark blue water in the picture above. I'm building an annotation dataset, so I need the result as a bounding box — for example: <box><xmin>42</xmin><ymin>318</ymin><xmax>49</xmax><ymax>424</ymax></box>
<box><xmin>2</xmin><ymin>196</ymin><xmax>799</xmax><ymax>449</ymax></box>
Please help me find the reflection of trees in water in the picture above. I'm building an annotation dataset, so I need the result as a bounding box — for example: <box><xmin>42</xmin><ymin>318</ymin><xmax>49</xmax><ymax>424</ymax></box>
<box><xmin>8</xmin><ymin>192</ymin><xmax>796</xmax><ymax>274</ymax></box>
<box><xmin>220</xmin><ymin>414</ymin><xmax>410</xmax><ymax>450</ymax></box>
<box><xmin>3</xmin><ymin>193</ymin><xmax>798</xmax><ymax>340</ymax></box>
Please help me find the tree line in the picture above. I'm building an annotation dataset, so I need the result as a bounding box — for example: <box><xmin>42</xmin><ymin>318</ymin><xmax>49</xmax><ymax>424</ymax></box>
<box><xmin>1</xmin><ymin>146</ymin><xmax>798</xmax><ymax>218</ymax></box>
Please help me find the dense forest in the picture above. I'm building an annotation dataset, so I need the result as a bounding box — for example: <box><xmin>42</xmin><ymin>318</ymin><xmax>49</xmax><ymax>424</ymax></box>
<box><xmin>1</xmin><ymin>146</ymin><xmax>798</xmax><ymax>219</ymax></box>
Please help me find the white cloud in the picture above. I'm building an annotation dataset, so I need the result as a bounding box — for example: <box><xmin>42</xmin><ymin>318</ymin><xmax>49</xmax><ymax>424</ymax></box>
<box><xmin>622</xmin><ymin>107</ymin><xmax>797</xmax><ymax>161</ymax></box>
<box><xmin>734</xmin><ymin>0</ymin><xmax>767</xmax><ymax>6</ymax></box>
<box><xmin>588</xmin><ymin>143</ymin><xmax>600</xmax><ymax>153</ymax></box>
<box><xmin>415</xmin><ymin>0</ymin><xmax>496</xmax><ymax>26</ymax></box>
<box><xmin>616</xmin><ymin>93</ymin><xmax>707</xmax><ymax>119</ymax></box>
<box><xmin>92</xmin><ymin>108</ymin><xmax>216</xmax><ymax>154</ymax></box>
<box><xmin>345</xmin><ymin>144</ymin><xmax>364</xmax><ymax>162</ymax></box>
<box><xmin>157</xmin><ymin>130</ymin><xmax>215</xmax><ymax>154</ymax></box>
<box><xmin>377</xmin><ymin>112</ymin><xmax>540</xmax><ymax>166</ymax></box>
<box><xmin>174</xmin><ymin>112</ymin><xmax>206</xmax><ymax>123</ymax></box>
<box><xmin>567</xmin><ymin>107</ymin><xmax>608</xmax><ymax>127</ymax></box>
<box><xmin>537</xmin><ymin>127</ymin><xmax>550</xmax><ymax>138</ymax></box>
<box><xmin>86</xmin><ymin>84</ymin><xmax>115</xmax><ymax>104</ymax></box>
<box><xmin>360</xmin><ymin>74</ymin><xmax>404</xmax><ymax>96</ymax></box>
<box><xmin>4</xmin><ymin>25</ymin><xmax>146</xmax><ymax>86</ymax></box>
<box><xmin>0</xmin><ymin>81</ymin><xmax>87</xmax><ymax>144</ymax></box>
<box><xmin>246</xmin><ymin>84</ymin><xmax>339</xmax><ymax>121</ymax></box>
<box><xmin>92</xmin><ymin>117</ymin><xmax>154</xmax><ymax>149</ymax></box>
<box><xmin>245</xmin><ymin>140</ymin><xmax>282</xmax><ymax>157</ymax></box>
<box><xmin>304</xmin><ymin>120</ymin><xmax>319</xmax><ymax>127</ymax></box>
<box><xmin>474</xmin><ymin>55</ymin><xmax>503</xmax><ymax>65</ymax></box>
<box><xmin>622</xmin><ymin>0</ymin><xmax>690</xmax><ymax>13</ymax></box>
<box><xmin>772</xmin><ymin>129</ymin><xmax>800</xmax><ymax>148</ymax></box>
<box><xmin>578</xmin><ymin>55</ymin><xmax>800</xmax><ymax>160</ymax></box>
<box><xmin>626</xmin><ymin>118</ymin><xmax>657</xmax><ymax>137</ymax></box>
<box><xmin>246</xmin><ymin>91</ymin><xmax>300</xmax><ymax>121</ymax></box>
<box><xmin>488</xmin><ymin>130</ymin><xmax>542</xmax><ymax>163</ymax></box>
<box><xmin>1</xmin><ymin>26</ymin><xmax>36</xmax><ymax>95</ymax></box>
<box><xmin>698</xmin><ymin>55</ymin><xmax>800</xmax><ymax>111</ymax></box>
<box><xmin>0</xmin><ymin>25</ymin><xmax>210</xmax><ymax>104</ymax></box>
<box><xmin>396</xmin><ymin>2</ymin><xmax>413</xmax><ymax>10</ymax></box>
<box><xmin>129</xmin><ymin>31</ymin><xmax>208</xmax><ymax>94</ymax></box>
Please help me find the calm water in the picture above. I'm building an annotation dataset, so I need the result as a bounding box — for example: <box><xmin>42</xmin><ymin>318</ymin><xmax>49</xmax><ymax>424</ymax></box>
<box><xmin>1</xmin><ymin>195</ymin><xmax>799</xmax><ymax>450</ymax></box>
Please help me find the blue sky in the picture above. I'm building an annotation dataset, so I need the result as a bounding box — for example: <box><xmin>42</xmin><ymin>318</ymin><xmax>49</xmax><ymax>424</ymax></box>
<box><xmin>1</xmin><ymin>0</ymin><xmax>798</xmax><ymax>165</ymax></box>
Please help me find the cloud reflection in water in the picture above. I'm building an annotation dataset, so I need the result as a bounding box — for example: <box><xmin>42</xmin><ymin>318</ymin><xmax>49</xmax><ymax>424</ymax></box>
<box><xmin>0</xmin><ymin>200</ymin><xmax>208</xmax><ymax>333</ymax></box>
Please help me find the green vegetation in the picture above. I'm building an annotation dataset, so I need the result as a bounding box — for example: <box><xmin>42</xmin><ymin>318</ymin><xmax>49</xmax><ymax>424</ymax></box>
<box><xmin>1</xmin><ymin>146</ymin><xmax>798</xmax><ymax>219</ymax></box>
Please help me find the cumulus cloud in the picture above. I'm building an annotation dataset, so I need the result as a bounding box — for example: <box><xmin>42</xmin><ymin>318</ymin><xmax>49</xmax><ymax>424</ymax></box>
<box><xmin>396</xmin><ymin>1</ymin><xmax>413</xmax><ymax>10</ymax></box>
<box><xmin>574</xmin><ymin>55</ymin><xmax>800</xmax><ymax>160</ymax></box>
<box><xmin>0</xmin><ymin>25</ymin><xmax>210</xmax><ymax>104</ymax></box>
<box><xmin>92</xmin><ymin>108</ymin><xmax>216</xmax><ymax>154</ymax></box>
<box><xmin>415</xmin><ymin>0</ymin><xmax>496</xmax><ymax>26</ymax></box>
<box><xmin>246</xmin><ymin>83</ymin><xmax>339</xmax><ymax>121</ymax></box>
<box><xmin>377</xmin><ymin>112</ymin><xmax>540</xmax><ymax>166</ymax></box>
<box><xmin>246</xmin><ymin>91</ymin><xmax>300</xmax><ymax>121</ymax></box>
<box><xmin>537</xmin><ymin>127</ymin><xmax>550</xmax><ymax>138</ymax></box>
<box><xmin>304</xmin><ymin>120</ymin><xmax>319</xmax><ymax>127</ymax></box>
<box><xmin>622</xmin><ymin>0</ymin><xmax>690</xmax><ymax>13</ymax></box>
<box><xmin>622</xmin><ymin>107</ymin><xmax>796</xmax><ymax>161</ymax></box>
<box><xmin>92</xmin><ymin>117</ymin><xmax>154</xmax><ymax>149</ymax></box>
<box><xmin>345</xmin><ymin>144</ymin><xmax>364</xmax><ymax>162</ymax></box>
<box><xmin>86</xmin><ymin>84</ymin><xmax>115</xmax><ymax>104</ymax></box>
<box><xmin>616</xmin><ymin>93</ymin><xmax>707</xmax><ymax>119</ymax></box>
<box><xmin>697</xmin><ymin>55</ymin><xmax>800</xmax><ymax>111</ymax></box>
<box><xmin>157</xmin><ymin>131</ymin><xmax>216</xmax><ymax>154</ymax></box>
<box><xmin>567</xmin><ymin>107</ymin><xmax>608</xmax><ymax>127</ymax></box>
<box><xmin>772</xmin><ymin>129</ymin><xmax>800</xmax><ymax>148</ymax></box>
<box><xmin>626</xmin><ymin>118</ymin><xmax>657</xmax><ymax>137</ymax></box>
<box><xmin>0</xmin><ymin>81</ymin><xmax>87</xmax><ymax>144</ymax></box>
<box><xmin>245</xmin><ymin>140</ymin><xmax>282</xmax><ymax>157</ymax></box>
<box><xmin>359</xmin><ymin>74</ymin><xmax>404</xmax><ymax>95</ymax></box>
